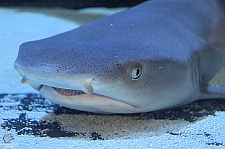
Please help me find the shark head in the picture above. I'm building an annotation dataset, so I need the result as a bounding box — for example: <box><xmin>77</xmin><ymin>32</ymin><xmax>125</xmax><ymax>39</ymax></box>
<box><xmin>14</xmin><ymin>29</ymin><xmax>191</xmax><ymax>114</ymax></box>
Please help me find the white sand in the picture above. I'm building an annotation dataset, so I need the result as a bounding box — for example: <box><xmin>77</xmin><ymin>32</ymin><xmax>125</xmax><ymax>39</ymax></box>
<box><xmin>0</xmin><ymin>7</ymin><xmax>225</xmax><ymax>148</ymax></box>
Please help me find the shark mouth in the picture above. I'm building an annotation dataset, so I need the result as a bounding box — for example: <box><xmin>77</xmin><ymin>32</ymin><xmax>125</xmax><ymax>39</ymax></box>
<box><xmin>53</xmin><ymin>87</ymin><xmax>85</xmax><ymax>96</ymax></box>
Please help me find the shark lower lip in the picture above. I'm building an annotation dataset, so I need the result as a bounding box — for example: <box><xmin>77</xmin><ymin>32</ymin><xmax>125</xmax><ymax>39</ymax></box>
<box><xmin>53</xmin><ymin>87</ymin><xmax>85</xmax><ymax>96</ymax></box>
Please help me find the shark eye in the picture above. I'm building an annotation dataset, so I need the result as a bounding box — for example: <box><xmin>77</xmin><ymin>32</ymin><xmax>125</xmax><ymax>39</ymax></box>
<box><xmin>131</xmin><ymin>66</ymin><xmax>142</xmax><ymax>80</ymax></box>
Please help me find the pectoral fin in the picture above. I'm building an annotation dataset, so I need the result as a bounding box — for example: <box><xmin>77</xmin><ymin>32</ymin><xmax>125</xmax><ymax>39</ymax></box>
<box><xmin>207</xmin><ymin>84</ymin><xmax>225</xmax><ymax>96</ymax></box>
<box><xmin>207</xmin><ymin>66</ymin><xmax>225</xmax><ymax>96</ymax></box>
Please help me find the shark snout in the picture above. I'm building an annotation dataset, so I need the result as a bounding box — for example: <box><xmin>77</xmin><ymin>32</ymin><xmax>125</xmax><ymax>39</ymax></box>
<box><xmin>14</xmin><ymin>60</ymin><xmax>95</xmax><ymax>94</ymax></box>
<box><xmin>14</xmin><ymin>40</ymin><xmax>99</xmax><ymax>94</ymax></box>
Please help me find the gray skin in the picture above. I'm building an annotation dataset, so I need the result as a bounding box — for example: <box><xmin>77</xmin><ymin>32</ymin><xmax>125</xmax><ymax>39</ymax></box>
<box><xmin>14</xmin><ymin>0</ymin><xmax>225</xmax><ymax>113</ymax></box>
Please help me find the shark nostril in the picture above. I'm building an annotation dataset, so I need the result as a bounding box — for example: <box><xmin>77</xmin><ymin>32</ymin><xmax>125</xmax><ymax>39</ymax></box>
<box><xmin>21</xmin><ymin>77</ymin><xmax>32</xmax><ymax>84</ymax></box>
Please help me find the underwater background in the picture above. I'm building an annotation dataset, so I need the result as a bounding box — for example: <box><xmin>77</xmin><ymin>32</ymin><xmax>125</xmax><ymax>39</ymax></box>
<box><xmin>0</xmin><ymin>0</ymin><xmax>225</xmax><ymax>148</ymax></box>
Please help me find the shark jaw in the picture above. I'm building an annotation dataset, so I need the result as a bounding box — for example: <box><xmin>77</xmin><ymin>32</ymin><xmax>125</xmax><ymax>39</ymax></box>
<box><xmin>37</xmin><ymin>85</ymin><xmax>139</xmax><ymax>114</ymax></box>
<box><xmin>53</xmin><ymin>87</ymin><xmax>86</xmax><ymax>96</ymax></box>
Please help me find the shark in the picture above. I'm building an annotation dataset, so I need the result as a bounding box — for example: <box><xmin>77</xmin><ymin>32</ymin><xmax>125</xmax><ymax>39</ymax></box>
<box><xmin>14</xmin><ymin>0</ymin><xmax>225</xmax><ymax>113</ymax></box>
